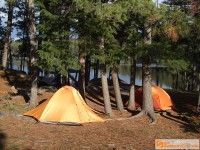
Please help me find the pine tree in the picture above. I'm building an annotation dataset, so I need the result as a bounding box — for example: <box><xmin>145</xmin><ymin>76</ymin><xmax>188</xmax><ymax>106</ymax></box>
<box><xmin>37</xmin><ymin>0</ymin><xmax>79</xmax><ymax>79</ymax></box>
<box><xmin>74</xmin><ymin>0</ymin><xmax>131</xmax><ymax>113</ymax></box>
<box><xmin>124</xmin><ymin>0</ymin><xmax>164</xmax><ymax>123</ymax></box>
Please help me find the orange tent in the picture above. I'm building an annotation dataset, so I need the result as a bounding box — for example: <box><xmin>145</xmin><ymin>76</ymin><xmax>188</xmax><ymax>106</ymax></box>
<box><xmin>135</xmin><ymin>85</ymin><xmax>174</xmax><ymax>110</ymax></box>
<box><xmin>24</xmin><ymin>86</ymin><xmax>104</xmax><ymax>124</ymax></box>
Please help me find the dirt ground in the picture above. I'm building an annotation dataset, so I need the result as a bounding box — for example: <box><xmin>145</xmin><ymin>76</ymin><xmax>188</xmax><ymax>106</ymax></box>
<box><xmin>0</xmin><ymin>70</ymin><xmax>199</xmax><ymax>150</ymax></box>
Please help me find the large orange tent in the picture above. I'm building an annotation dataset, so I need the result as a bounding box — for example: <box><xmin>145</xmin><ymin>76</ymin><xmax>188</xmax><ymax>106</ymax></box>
<box><xmin>24</xmin><ymin>86</ymin><xmax>104</xmax><ymax>124</ymax></box>
<box><xmin>135</xmin><ymin>85</ymin><xmax>174</xmax><ymax>110</ymax></box>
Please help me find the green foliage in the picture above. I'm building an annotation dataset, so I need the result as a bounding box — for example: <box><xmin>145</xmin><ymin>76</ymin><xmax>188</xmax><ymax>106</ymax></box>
<box><xmin>161</xmin><ymin>59</ymin><xmax>190</xmax><ymax>74</ymax></box>
<box><xmin>11</xmin><ymin>41</ymin><xmax>22</xmax><ymax>55</ymax></box>
<box><xmin>36</xmin><ymin>0</ymin><xmax>80</xmax><ymax>75</ymax></box>
<box><xmin>75</xmin><ymin>0</ymin><xmax>129</xmax><ymax>68</ymax></box>
<box><xmin>8</xmin><ymin>0</ymin><xmax>200</xmax><ymax>89</ymax></box>
<box><xmin>38</xmin><ymin>40</ymin><xmax>79</xmax><ymax>76</ymax></box>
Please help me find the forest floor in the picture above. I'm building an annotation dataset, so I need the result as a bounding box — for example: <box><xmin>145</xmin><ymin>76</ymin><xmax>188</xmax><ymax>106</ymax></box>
<box><xmin>0</xmin><ymin>69</ymin><xmax>200</xmax><ymax>150</ymax></box>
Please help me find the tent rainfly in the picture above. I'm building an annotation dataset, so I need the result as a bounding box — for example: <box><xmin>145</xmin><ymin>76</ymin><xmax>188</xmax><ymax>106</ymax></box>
<box><xmin>135</xmin><ymin>85</ymin><xmax>174</xmax><ymax>110</ymax></box>
<box><xmin>24</xmin><ymin>86</ymin><xmax>104</xmax><ymax>125</ymax></box>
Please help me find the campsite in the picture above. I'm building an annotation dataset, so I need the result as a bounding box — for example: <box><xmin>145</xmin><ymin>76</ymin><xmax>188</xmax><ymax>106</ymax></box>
<box><xmin>0</xmin><ymin>70</ymin><xmax>199</xmax><ymax>150</ymax></box>
<box><xmin>0</xmin><ymin>0</ymin><xmax>200</xmax><ymax>149</ymax></box>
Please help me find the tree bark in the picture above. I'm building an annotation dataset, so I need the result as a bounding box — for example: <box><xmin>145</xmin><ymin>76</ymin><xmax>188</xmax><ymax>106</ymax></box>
<box><xmin>128</xmin><ymin>24</ymin><xmax>156</xmax><ymax>124</ymax></box>
<box><xmin>128</xmin><ymin>57</ymin><xmax>136</xmax><ymax>109</ymax></box>
<box><xmin>141</xmin><ymin>23</ymin><xmax>156</xmax><ymax>123</ymax></box>
<box><xmin>28</xmin><ymin>0</ymin><xmax>38</xmax><ymax>108</ymax></box>
<box><xmin>94</xmin><ymin>60</ymin><xmax>99</xmax><ymax>79</ymax></box>
<box><xmin>101</xmin><ymin>64</ymin><xmax>113</xmax><ymax>115</ymax></box>
<box><xmin>111</xmin><ymin>67</ymin><xmax>124</xmax><ymax>111</ymax></box>
<box><xmin>85</xmin><ymin>55</ymin><xmax>91</xmax><ymax>86</ymax></box>
<box><xmin>197</xmin><ymin>73</ymin><xmax>200</xmax><ymax>112</ymax></box>
<box><xmin>78</xmin><ymin>55</ymin><xmax>86</xmax><ymax>100</ymax></box>
<box><xmin>9</xmin><ymin>46</ymin><xmax>13</xmax><ymax>69</ymax></box>
<box><xmin>156</xmin><ymin>60</ymin><xmax>159</xmax><ymax>86</ymax></box>
<box><xmin>2</xmin><ymin>2</ymin><xmax>13</xmax><ymax>69</ymax></box>
<box><xmin>99</xmin><ymin>37</ymin><xmax>113</xmax><ymax>115</ymax></box>
<box><xmin>175</xmin><ymin>72</ymin><xmax>179</xmax><ymax>89</ymax></box>
<box><xmin>197</xmin><ymin>87</ymin><xmax>200</xmax><ymax>113</ymax></box>
<box><xmin>142</xmin><ymin>57</ymin><xmax>156</xmax><ymax>123</ymax></box>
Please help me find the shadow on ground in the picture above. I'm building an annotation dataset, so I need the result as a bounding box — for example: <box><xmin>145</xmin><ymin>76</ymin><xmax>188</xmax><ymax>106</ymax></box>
<box><xmin>0</xmin><ymin>131</ymin><xmax>6</xmax><ymax>150</ymax></box>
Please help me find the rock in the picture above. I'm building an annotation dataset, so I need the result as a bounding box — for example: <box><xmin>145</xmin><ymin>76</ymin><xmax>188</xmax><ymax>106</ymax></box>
<box><xmin>0</xmin><ymin>112</ymin><xmax>9</xmax><ymax>118</ymax></box>
<box><xmin>10</xmin><ymin>86</ymin><xmax>18</xmax><ymax>94</ymax></box>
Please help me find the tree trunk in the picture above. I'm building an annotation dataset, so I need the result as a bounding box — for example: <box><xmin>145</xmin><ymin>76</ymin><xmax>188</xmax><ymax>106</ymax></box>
<box><xmin>99</xmin><ymin>37</ymin><xmax>113</xmax><ymax>115</ymax></box>
<box><xmin>192</xmin><ymin>66</ymin><xmax>198</xmax><ymax>91</ymax></box>
<box><xmin>129</xmin><ymin>23</ymin><xmax>156</xmax><ymax>124</ymax></box>
<box><xmin>111</xmin><ymin>67</ymin><xmax>124</xmax><ymax>111</ymax></box>
<box><xmin>142</xmin><ymin>58</ymin><xmax>156</xmax><ymax>123</ymax></box>
<box><xmin>78</xmin><ymin>55</ymin><xmax>86</xmax><ymax>100</ymax></box>
<box><xmin>29</xmin><ymin>68</ymin><xmax>38</xmax><ymax>107</ymax></box>
<box><xmin>197</xmin><ymin>73</ymin><xmax>200</xmax><ymax>92</ymax></box>
<box><xmin>9</xmin><ymin>46</ymin><xmax>13</xmax><ymax>69</ymax></box>
<box><xmin>140</xmin><ymin>23</ymin><xmax>156</xmax><ymax>123</ymax></box>
<box><xmin>156</xmin><ymin>60</ymin><xmax>159</xmax><ymax>86</ymax></box>
<box><xmin>197</xmin><ymin>73</ymin><xmax>200</xmax><ymax>113</ymax></box>
<box><xmin>197</xmin><ymin>87</ymin><xmax>200</xmax><ymax>113</ymax></box>
<box><xmin>175</xmin><ymin>72</ymin><xmax>179</xmax><ymax>89</ymax></box>
<box><xmin>94</xmin><ymin>60</ymin><xmax>99</xmax><ymax>79</ymax></box>
<box><xmin>28</xmin><ymin>0</ymin><xmax>38</xmax><ymax>108</ymax></box>
<box><xmin>128</xmin><ymin>57</ymin><xmax>136</xmax><ymax>109</ymax></box>
<box><xmin>101</xmin><ymin>64</ymin><xmax>113</xmax><ymax>115</ymax></box>
<box><xmin>85</xmin><ymin>55</ymin><xmax>91</xmax><ymax>86</ymax></box>
<box><xmin>27</xmin><ymin>29</ymin><xmax>31</xmax><ymax>75</ymax></box>
<box><xmin>2</xmin><ymin>2</ymin><xmax>13</xmax><ymax>69</ymax></box>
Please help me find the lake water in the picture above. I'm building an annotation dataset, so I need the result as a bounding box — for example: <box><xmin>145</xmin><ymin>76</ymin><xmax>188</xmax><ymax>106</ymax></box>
<box><xmin>12</xmin><ymin>59</ymin><xmax>174</xmax><ymax>89</ymax></box>
<box><xmin>89</xmin><ymin>64</ymin><xmax>173</xmax><ymax>89</ymax></box>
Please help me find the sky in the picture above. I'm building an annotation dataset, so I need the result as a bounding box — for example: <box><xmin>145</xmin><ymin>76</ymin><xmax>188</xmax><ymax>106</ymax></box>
<box><xmin>0</xmin><ymin>0</ymin><xmax>6</xmax><ymax>18</ymax></box>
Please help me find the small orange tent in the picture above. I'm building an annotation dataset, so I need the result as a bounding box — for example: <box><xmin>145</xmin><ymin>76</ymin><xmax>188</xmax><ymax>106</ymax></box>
<box><xmin>135</xmin><ymin>85</ymin><xmax>174</xmax><ymax>110</ymax></box>
<box><xmin>24</xmin><ymin>86</ymin><xmax>104</xmax><ymax>124</ymax></box>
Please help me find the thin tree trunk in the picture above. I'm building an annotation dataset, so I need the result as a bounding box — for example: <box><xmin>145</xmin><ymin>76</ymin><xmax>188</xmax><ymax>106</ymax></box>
<box><xmin>197</xmin><ymin>73</ymin><xmax>200</xmax><ymax>113</ymax></box>
<box><xmin>28</xmin><ymin>0</ymin><xmax>38</xmax><ymax>108</ymax></box>
<box><xmin>78</xmin><ymin>55</ymin><xmax>86</xmax><ymax>100</ymax></box>
<box><xmin>85</xmin><ymin>55</ymin><xmax>90</xmax><ymax>86</ymax></box>
<box><xmin>99</xmin><ymin>37</ymin><xmax>113</xmax><ymax>115</ymax></box>
<box><xmin>128</xmin><ymin>57</ymin><xmax>136</xmax><ymax>109</ymax></box>
<box><xmin>27</xmin><ymin>29</ymin><xmax>31</xmax><ymax>75</ymax></box>
<box><xmin>25</xmin><ymin>3</ymin><xmax>31</xmax><ymax>75</ymax></box>
<box><xmin>156</xmin><ymin>60</ymin><xmax>159</xmax><ymax>86</ymax></box>
<box><xmin>9</xmin><ymin>46</ymin><xmax>13</xmax><ymax>69</ymax></box>
<box><xmin>20</xmin><ymin>53</ymin><xmax>23</xmax><ymax>71</ymax></box>
<box><xmin>197</xmin><ymin>73</ymin><xmax>200</xmax><ymax>92</ymax></box>
<box><xmin>192</xmin><ymin>66</ymin><xmax>198</xmax><ymax>91</ymax></box>
<box><xmin>175</xmin><ymin>72</ymin><xmax>178</xmax><ymax>89</ymax></box>
<box><xmin>197</xmin><ymin>87</ymin><xmax>200</xmax><ymax>113</ymax></box>
<box><xmin>23</xmin><ymin>54</ymin><xmax>26</xmax><ymax>71</ymax></box>
<box><xmin>111</xmin><ymin>67</ymin><xmax>124</xmax><ymax>111</ymax></box>
<box><xmin>2</xmin><ymin>3</ymin><xmax>13</xmax><ymax>69</ymax></box>
<box><xmin>94</xmin><ymin>60</ymin><xmax>99</xmax><ymax>79</ymax></box>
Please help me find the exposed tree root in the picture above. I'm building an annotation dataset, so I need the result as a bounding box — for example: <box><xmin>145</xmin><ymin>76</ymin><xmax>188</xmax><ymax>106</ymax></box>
<box><xmin>105</xmin><ymin>110</ymin><xmax>156</xmax><ymax>125</ymax></box>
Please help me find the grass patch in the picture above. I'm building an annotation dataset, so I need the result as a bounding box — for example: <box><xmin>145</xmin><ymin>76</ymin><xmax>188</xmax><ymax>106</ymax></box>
<box><xmin>6</xmin><ymin>142</ymin><xmax>21</xmax><ymax>150</ymax></box>
<box><xmin>0</xmin><ymin>102</ymin><xmax>27</xmax><ymax>114</ymax></box>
